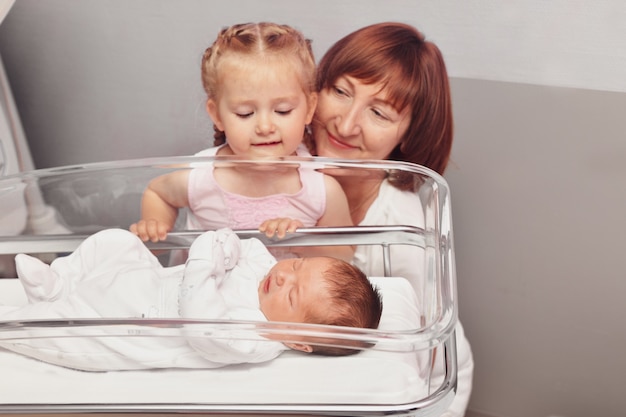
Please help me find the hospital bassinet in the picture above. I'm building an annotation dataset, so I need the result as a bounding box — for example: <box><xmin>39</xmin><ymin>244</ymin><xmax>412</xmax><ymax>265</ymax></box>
<box><xmin>0</xmin><ymin>156</ymin><xmax>459</xmax><ymax>416</ymax></box>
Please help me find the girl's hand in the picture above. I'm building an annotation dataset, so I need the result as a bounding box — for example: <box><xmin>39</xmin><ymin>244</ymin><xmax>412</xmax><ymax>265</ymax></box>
<box><xmin>259</xmin><ymin>218</ymin><xmax>304</xmax><ymax>239</ymax></box>
<box><xmin>130</xmin><ymin>219</ymin><xmax>171</xmax><ymax>242</ymax></box>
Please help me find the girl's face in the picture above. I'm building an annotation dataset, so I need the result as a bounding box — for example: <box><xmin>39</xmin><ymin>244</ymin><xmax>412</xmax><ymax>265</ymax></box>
<box><xmin>313</xmin><ymin>76</ymin><xmax>410</xmax><ymax>160</ymax></box>
<box><xmin>206</xmin><ymin>58</ymin><xmax>317</xmax><ymax>158</ymax></box>
<box><xmin>258</xmin><ymin>257</ymin><xmax>331</xmax><ymax>323</ymax></box>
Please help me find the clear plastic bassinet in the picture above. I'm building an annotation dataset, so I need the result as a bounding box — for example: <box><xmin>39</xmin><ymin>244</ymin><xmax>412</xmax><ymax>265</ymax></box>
<box><xmin>0</xmin><ymin>155</ymin><xmax>458</xmax><ymax>417</ymax></box>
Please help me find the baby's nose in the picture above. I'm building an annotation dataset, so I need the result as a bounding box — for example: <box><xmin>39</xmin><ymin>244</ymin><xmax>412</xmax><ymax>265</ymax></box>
<box><xmin>276</xmin><ymin>269</ymin><xmax>295</xmax><ymax>286</ymax></box>
<box><xmin>275</xmin><ymin>271</ymin><xmax>285</xmax><ymax>286</ymax></box>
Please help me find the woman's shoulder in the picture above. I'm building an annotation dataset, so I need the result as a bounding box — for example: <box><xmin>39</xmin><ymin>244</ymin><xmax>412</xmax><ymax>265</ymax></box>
<box><xmin>362</xmin><ymin>180</ymin><xmax>425</xmax><ymax>227</ymax></box>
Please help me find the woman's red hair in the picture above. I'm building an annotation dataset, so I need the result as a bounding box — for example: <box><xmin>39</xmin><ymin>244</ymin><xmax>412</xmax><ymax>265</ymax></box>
<box><xmin>314</xmin><ymin>22</ymin><xmax>453</xmax><ymax>183</ymax></box>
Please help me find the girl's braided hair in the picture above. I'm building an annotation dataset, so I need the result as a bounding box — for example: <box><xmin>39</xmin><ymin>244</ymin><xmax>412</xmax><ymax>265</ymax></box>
<box><xmin>201</xmin><ymin>22</ymin><xmax>316</xmax><ymax>146</ymax></box>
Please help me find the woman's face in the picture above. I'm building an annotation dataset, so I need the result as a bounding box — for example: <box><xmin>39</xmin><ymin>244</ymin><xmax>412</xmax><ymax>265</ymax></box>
<box><xmin>313</xmin><ymin>75</ymin><xmax>411</xmax><ymax>160</ymax></box>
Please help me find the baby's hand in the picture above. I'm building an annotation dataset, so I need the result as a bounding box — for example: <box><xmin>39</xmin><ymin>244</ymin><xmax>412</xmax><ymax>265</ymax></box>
<box><xmin>130</xmin><ymin>219</ymin><xmax>170</xmax><ymax>242</ymax></box>
<box><xmin>259</xmin><ymin>218</ymin><xmax>304</xmax><ymax>239</ymax></box>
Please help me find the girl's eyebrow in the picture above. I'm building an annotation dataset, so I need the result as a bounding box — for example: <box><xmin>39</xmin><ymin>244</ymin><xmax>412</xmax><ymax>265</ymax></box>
<box><xmin>270</xmin><ymin>94</ymin><xmax>301</xmax><ymax>103</ymax></box>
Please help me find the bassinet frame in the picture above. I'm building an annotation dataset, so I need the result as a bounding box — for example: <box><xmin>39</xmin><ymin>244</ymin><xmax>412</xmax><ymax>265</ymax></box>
<box><xmin>0</xmin><ymin>157</ymin><xmax>459</xmax><ymax>416</ymax></box>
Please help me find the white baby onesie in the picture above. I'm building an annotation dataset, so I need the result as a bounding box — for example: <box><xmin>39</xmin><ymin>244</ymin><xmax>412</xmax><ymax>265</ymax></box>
<box><xmin>0</xmin><ymin>229</ymin><xmax>286</xmax><ymax>371</ymax></box>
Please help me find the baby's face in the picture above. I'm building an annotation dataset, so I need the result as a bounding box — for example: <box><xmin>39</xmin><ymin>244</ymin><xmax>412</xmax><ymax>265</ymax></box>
<box><xmin>258</xmin><ymin>257</ymin><xmax>332</xmax><ymax>323</ymax></box>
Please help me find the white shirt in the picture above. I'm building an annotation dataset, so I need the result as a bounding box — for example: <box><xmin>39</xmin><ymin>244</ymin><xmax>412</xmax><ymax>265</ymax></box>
<box><xmin>354</xmin><ymin>180</ymin><xmax>474</xmax><ymax>417</ymax></box>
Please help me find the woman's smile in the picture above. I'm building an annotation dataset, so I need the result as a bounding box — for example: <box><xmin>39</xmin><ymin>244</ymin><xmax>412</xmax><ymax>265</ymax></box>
<box><xmin>326</xmin><ymin>131</ymin><xmax>359</xmax><ymax>150</ymax></box>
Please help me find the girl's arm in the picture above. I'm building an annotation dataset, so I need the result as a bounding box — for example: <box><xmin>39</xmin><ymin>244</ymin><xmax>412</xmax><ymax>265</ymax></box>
<box><xmin>259</xmin><ymin>176</ymin><xmax>355</xmax><ymax>262</ymax></box>
<box><xmin>130</xmin><ymin>170</ymin><xmax>191</xmax><ymax>242</ymax></box>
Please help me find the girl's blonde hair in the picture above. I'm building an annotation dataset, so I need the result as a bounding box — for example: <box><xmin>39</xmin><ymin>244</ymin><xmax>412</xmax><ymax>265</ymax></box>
<box><xmin>201</xmin><ymin>22</ymin><xmax>316</xmax><ymax>146</ymax></box>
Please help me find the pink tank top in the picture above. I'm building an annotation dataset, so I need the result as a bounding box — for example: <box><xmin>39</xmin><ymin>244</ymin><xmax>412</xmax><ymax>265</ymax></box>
<box><xmin>186</xmin><ymin>145</ymin><xmax>326</xmax><ymax>230</ymax></box>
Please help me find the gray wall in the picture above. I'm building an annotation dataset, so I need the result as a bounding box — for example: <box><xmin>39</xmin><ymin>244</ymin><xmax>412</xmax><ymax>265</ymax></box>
<box><xmin>448</xmin><ymin>80</ymin><xmax>626</xmax><ymax>417</ymax></box>
<box><xmin>2</xmin><ymin>2</ymin><xmax>626</xmax><ymax>417</ymax></box>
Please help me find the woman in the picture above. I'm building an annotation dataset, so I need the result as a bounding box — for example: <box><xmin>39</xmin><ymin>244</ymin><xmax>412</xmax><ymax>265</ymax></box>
<box><xmin>308</xmin><ymin>22</ymin><xmax>474</xmax><ymax>416</ymax></box>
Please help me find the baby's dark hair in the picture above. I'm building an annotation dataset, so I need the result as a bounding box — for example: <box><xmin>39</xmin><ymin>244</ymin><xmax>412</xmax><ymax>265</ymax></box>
<box><xmin>305</xmin><ymin>258</ymin><xmax>383</xmax><ymax>356</ymax></box>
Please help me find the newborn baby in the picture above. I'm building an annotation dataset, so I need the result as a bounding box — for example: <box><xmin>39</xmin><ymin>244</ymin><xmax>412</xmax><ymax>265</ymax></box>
<box><xmin>0</xmin><ymin>229</ymin><xmax>381</xmax><ymax>371</ymax></box>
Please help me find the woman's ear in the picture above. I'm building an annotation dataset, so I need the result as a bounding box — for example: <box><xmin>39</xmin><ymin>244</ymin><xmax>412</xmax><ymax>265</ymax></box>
<box><xmin>304</xmin><ymin>92</ymin><xmax>318</xmax><ymax>124</ymax></box>
<box><xmin>206</xmin><ymin>99</ymin><xmax>224</xmax><ymax>131</ymax></box>
<box><xmin>284</xmin><ymin>342</ymin><xmax>313</xmax><ymax>353</ymax></box>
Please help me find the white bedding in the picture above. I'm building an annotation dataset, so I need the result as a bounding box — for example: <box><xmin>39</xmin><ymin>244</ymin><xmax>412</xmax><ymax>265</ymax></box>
<box><xmin>0</xmin><ymin>276</ymin><xmax>429</xmax><ymax>406</ymax></box>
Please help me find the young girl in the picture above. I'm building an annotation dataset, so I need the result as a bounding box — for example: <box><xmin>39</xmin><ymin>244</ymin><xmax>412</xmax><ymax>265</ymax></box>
<box><xmin>130</xmin><ymin>22</ymin><xmax>353</xmax><ymax>261</ymax></box>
